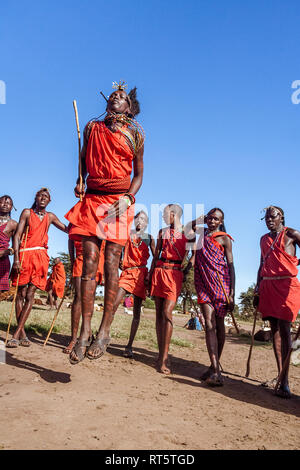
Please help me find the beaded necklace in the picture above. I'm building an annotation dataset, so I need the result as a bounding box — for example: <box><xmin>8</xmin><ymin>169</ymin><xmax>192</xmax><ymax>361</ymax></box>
<box><xmin>104</xmin><ymin>113</ymin><xmax>145</xmax><ymax>155</ymax></box>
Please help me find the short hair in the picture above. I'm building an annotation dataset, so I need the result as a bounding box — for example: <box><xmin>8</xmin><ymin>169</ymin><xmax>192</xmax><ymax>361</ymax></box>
<box><xmin>134</xmin><ymin>210</ymin><xmax>149</xmax><ymax>222</ymax></box>
<box><xmin>166</xmin><ymin>204</ymin><xmax>183</xmax><ymax>218</ymax></box>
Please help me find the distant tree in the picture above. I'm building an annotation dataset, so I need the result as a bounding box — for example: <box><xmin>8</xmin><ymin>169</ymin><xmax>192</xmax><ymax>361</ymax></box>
<box><xmin>180</xmin><ymin>257</ymin><xmax>197</xmax><ymax>314</ymax></box>
<box><xmin>239</xmin><ymin>283</ymin><xmax>256</xmax><ymax>318</ymax></box>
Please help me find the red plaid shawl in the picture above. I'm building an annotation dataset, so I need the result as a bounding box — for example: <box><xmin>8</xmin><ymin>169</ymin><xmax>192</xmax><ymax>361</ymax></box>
<box><xmin>194</xmin><ymin>229</ymin><xmax>233</xmax><ymax>317</ymax></box>
<box><xmin>0</xmin><ymin>223</ymin><xmax>10</xmax><ymax>291</ymax></box>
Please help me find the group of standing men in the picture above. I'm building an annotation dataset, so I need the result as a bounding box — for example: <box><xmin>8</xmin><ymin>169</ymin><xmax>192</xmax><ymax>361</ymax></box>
<box><xmin>1</xmin><ymin>82</ymin><xmax>300</xmax><ymax>399</ymax></box>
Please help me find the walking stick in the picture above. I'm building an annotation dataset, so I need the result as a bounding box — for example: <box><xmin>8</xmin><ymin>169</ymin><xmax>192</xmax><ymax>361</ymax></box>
<box><xmin>245</xmin><ymin>307</ymin><xmax>258</xmax><ymax>378</ymax></box>
<box><xmin>216</xmin><ymin>271</ymin><xmax>239</xmax><ymax>334</ymax></box>
<box><xmin>274</xmin><ymin>323</ymin><xmax>300</xmax><ymax>392</ymax></box>
<box><xmin>5</xmin><ymin>226</ymin><xmax>29</xmax><ymax>345</ymax></box>
<box><xmin>73</xmin><ymin>100</ymin><xmax>83</xmax><ymax>202</ymax></box>
<box><xmin>43</xmin><ymin>277</ymin><xmax>73</xmax><ymax>347</ymax></box>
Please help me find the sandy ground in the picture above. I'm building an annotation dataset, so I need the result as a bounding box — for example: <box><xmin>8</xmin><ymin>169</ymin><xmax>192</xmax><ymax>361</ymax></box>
<box><xmin>0</xmin><ymin>310</ymin><xmax>299</xmax><ymax>450</ymax></box>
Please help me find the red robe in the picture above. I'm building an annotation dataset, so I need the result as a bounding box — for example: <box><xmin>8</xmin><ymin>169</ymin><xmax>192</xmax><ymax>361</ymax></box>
<box><xmin>12</xmin><ymin>210</ymin><xmax>50</xmax><ymax>290</ymax></box>
<box><xmin>258</xmin><ymin>228</ymin><xmax>300</xmax><ymax>322</ymax></box>
<box><xmin>46</xmin><ymin>261</ymin><xmax>66</xmax><ymax>298</ymax></box>
<box><xmin>65</xmin><ymin>121</ymin><xmax>135</xmax><ymax>246</ymax></box>
<box><xmin>72</xmin><ymin>239</ymin><xmax>105</xmax><ymax>285</ymax></box>
<box><xmin>151</xmin><ymin>227</ymin><xmax>187</xmax><ymax>302</ymax></box>
<box><xmin>119</xmin><ymin>233</ymin><xmax>151</xmax><ymax>300</ymax></box>
<box><xmin>0</xmin><ymin>223</ymin><xmax>10</xmax><ymax>291</ymax></box>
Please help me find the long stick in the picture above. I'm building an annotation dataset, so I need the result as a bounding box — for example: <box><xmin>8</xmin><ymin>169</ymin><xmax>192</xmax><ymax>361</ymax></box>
<box><xmin>43</xmin><ymin>277</ymin><xmax>73</xmax><ymax>347</ymax></box>
<box><xmin>245</xmin><ymin>308</ymin><xmax>258</xmax><ymax>378</ymax></box>
<box><xmin>73</xmin><ymin>100</ymin><xmax>83</xmax><ymax>202</ymax></box>
<box><xmin>5</xmin><ymin>226</ymin><xmax>29</xmax><ymax>345</ymax></box>
<box><xmin>274</xmin><ymin>323</ymin><xmax>300</xmax><ymax>392</ymax></box>
<box><xmin>216</xmin><ymin>271</ymin><xmax>239</xmax><ymax>334</ymax></box>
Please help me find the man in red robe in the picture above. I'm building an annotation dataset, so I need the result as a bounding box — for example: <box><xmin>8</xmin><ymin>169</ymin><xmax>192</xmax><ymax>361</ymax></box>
<box><xmin>0</xmin><ymin>195</ymin><xmax>17</xmax><ymax>294</ymax></box>
<box><xmin>7</xmin><ymin>188</ymin><xmax>68</xmax><ymax>348</ymax></box>
<box><xmin>46</xmin><ymin>257</ymin><xmax>66</xmax><ymax>309</ymax></box>
<box><xmin>254</xmin><ymin>206</ymin><xmax>300</xmax><ymax>398</ymax></box>
<box><xmin>149</xmin><ymin>204</ymin><xmax>194</xmax><ymax>375</ymax></box>
<box><xmin>112</xmin><ymin>210</ymin><xmax>155</xmax><ymax>358</ymax></box>
<box><xmin>66</xmin><ymin>82</ymin><xmax>144</xmax><ymax>364</ymax></box>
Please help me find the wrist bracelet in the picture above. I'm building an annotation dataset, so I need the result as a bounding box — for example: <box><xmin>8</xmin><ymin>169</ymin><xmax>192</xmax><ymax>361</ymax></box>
<box><xmin>122</xmin><ymin>195</ymin><xmax>132</xmax><ymax>207</ymax></box>
<box><xmin>124</xmin><ymin>193</ymin><xmax>136</xmax><ymax>205</ymax></box>
<box><xmin>8</xmin><ymin>248</ymin><xmax>14</xmax><ymax>256</ymax></box>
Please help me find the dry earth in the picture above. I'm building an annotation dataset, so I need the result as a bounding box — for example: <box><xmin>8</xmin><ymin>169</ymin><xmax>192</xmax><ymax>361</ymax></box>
<box><xmin>0</xmin><ymin>309</ymin><xmax>299</xmax><ymax>450</ymax></box>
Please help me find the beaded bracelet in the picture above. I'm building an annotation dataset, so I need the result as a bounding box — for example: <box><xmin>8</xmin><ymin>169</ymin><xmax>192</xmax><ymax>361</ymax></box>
<box><xmin>124</xmin><ymin>193</ymin><xmax>136</xmax><ymax>205</ymax></box>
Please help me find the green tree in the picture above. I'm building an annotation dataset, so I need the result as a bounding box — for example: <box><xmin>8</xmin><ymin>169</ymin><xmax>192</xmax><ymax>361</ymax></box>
<box><xmin>180</xmin><ymin>259</ymin><xmax>197</xmax><ymax>314</ymax></box>
<box><xmin>239</xmin><ymin>283</ymin><xmax>256</xmax><ymax>318</ymax></box>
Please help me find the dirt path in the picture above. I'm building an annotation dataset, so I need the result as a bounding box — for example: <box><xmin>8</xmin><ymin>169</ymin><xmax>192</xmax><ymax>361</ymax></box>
<box><xmin>0</xmin><ymin>312</ymin><xmax>299</xmax><ymax>450</ymax></box>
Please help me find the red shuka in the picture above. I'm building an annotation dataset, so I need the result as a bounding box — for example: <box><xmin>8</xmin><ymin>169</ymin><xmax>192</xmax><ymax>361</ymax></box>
<box><xmin>12</xmin><ymin>210</ymin><xmax>50</xmax><ymax>290</ymax></box>
<box><xmin>72</xmin><ymin>239</ymin><xmax>105</xmax><ymax>285</ymax></box>
<box><xmin>151</xmin><ymin>227</ymin><xmax>187</xmax><ymax>302</ymax></box>
<box><xmin>46</xmin><ymin>261</ymin><xmax>66</xmax><ymax>298</ymax></box>
<box><xmin>258</xmin><ymin>228</ymin><xmax>300</xmax><ymax>322</ymax></box>
<box><xmin>119</xmin><ymin>233</ymin><xmax>151</xmax><ymax>300</ymax></box>
<box><xmin>65</xmin><ymin>122</ymin><xmax>135</xmax><ymax>246</ymax></box>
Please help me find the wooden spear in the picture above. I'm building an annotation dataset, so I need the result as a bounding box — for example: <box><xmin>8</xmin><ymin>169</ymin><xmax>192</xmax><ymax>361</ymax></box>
<box><xmin>245</xmin><ymin>307</ymin><xmax>258</xmax><ymax>378</ymax></box>
<box><xmin>216</xmin><ymin>271</ymin><xmax>239</xmax><ymax>334</ymax></box>
<box><xmin>5</xmin><ymin>226</ymin><xmax>29</xmax><ymax>345</ymax></box>
<box><xmin>43</xmin><ymin>277</ymin><xmax>73</xmax><ymax>347</ymax></box>
<box><xmin>73</xmin><ymin>100</ymin><xmax>83</xmax><ymax>202</ymax></box>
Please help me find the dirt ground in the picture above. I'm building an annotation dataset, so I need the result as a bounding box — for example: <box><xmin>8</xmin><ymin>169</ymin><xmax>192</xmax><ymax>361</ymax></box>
<box><xmin>0</xmin><ymin>310</ymin><xmax>299</xmax><ymax>450</ymax></box>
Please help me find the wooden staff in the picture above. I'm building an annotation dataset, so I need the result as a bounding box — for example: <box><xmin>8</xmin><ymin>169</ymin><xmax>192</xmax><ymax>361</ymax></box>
<box><xmin>216</xmin><ymin>271</ymin><xmax>239</xmax><ymax>334</ymax></box>
<box><xmin>5</xmin><ymin>226</ymin><xmax>29</xmax><ymax>345</ymax></box>
<box><xmin>73</xmin><ymin>100</ymin><xmax>83</xmax><ymax>202</ymax></box>
<box><xmin>245</xmin><ymin>307</ymin><xmax>258</xmax><ymax>378</ymax></box>
<box><xmin>274</xmin><ymin>323</ymin><xmax>300</xmax><ymax>392</ymax></box>
<box><xmin>43</xmin><ymin>277</ymin><xmax>73</xmax><ymax>347</ymax></box>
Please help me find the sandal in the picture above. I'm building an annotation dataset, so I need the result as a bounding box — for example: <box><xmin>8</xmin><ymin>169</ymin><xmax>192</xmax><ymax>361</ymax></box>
<box><xmin>261</xmin><ymin>377</ymin><xmax>278</xmax><ymax>389</ymax></box>
<box><xmin>69</xmin><ymin>336</ymin><xmax>93</xmax><ymax>365</ymax></box>
<box><xmin>6</xmin><ymin>338</ymin><xmax>20</xmax><ymax>348</ymax></box>
<box><xmin>123</xmin><ymin>347</ymin><xmax>133</xmax><ymax>358</ymax></box>
<box><xmin>200</xmin><ymin>366</ymin><xmax>214</xmax><ymax>381</ymax></box>
<box><xmin>87</xmin><ymin>336</ymin><xmax>111</xmax><ymax>360</ymax></box>
<box><xmin>206</xmin><ymin>373</ymin><xmax>224</xmax><ymax>387</ymax></box>
<box><xmin>19</xmin><ymin>337</ymin><xmax>31</xmax><ymax>347</ymax></box>
<box><xmin>275</xmin><ymin>384</ymin><xmax>292</xmax><ymax>399</ymax></box>
<box><xmin>63</xmin><ymin>339</ymin><xmax>76</xmax><ymax>354</ymax></box>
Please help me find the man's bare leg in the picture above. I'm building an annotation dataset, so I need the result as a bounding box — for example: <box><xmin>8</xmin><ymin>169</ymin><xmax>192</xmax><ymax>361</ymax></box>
<box><xmin>201</xmin><ymin>303</ymin><xmax>223</xmax><ymax>385</ymax></box>
<box><xmin>87</xmin><ymin>240</ymin><xmax>123</xmax><ymax>359</ymax></box>
<box><xmin>69</xmin><ymin>236</ymin><xmax>99</xmax><ymax>362</ymax></box>
<box><xmin>276</xmin><ymin>319</ymin><xmax>292</xmax><ymax>398</ymax></box>
<box><xmin>64</xmin><ymin>277</ymin><xmax>81</xmax><ymax>353</ymax></box>
<box><xmin>47</xmin><ymin>289</ymin><xmax>56</xmax><ymax>309</ymax></box>
<box><xmin>157</xmin><ymin>298</ymin><xmax>175</xmax><ymax>375</ymax></box>
<box><xmin>10</xmin><ymin>284</ymin><xmax>37</xmax><ymax>344</ymax></box>
<box><xmin>112</xmin><ymin>287</ymin><xmax>127</xmax><ymax>315</ymax></box>
<box><xmin>216</xmin><ymin>316</ymin><xmax>226</xmax><ymax>360</ymax></box>
<box><xmin>124</xmin><ymin>295</ymin><xmax>143</xmax><ymax>356</ymax></box>
<box><xmin>155</xmin><ymin>296</ymin><xmax>164</xmax><ymax>365</ymax></box>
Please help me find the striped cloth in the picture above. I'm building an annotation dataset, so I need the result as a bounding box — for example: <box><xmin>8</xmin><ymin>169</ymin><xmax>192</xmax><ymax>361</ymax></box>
<box><xmin>0</xmin><ymin>223</ymin><xmax>10</xmax><ymax>291</ymax></box>
<box><xmin>194</xmin><ymin>229</ymin><xmax>232</xmax><ymax>318</ymax></box>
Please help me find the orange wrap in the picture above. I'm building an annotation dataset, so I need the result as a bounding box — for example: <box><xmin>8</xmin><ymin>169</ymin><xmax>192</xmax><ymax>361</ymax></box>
<box><xmin>46</xmin><ymin>262</ymin><xmax>66</xmax><ymax>298</ymax></box>
<box><xmin>258</xmin><ymin>228</ymin><xmax>300</xmax><ymax>322</ymax></box>
<box><xmin>65</xmin><ymin>121</ymin><xmax>135</xmax><ymax>246</ymax></box>
<box><xmin>151</xmin><ymin>227</ymin><xmax>187</xmax><ymax>301</ymax></box>
<box><xmin>12</xmin><ymin>210</ymin><xmax>50</xmax><ymax>290</ymax></box>
<box><xmin>119</xmin><ymin>233</ymin><xmax>150</xmax><ymax>300</ymax></box>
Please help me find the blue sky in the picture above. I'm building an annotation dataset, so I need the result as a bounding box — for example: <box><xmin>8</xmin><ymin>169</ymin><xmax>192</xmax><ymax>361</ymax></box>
<box><xmin>1</xmin><ymin>0</ymin><xmax>300</xmax><ymax>300</ymax></box>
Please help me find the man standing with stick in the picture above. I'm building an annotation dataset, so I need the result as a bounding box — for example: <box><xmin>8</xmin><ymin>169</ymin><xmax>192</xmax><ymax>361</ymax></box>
<box><xmin>66</xmin><ymin>82</ymin><xmax>144</xmax><ymax>364</ymax></box>
<box><xmin>0</xmin><ymin>195</ymin><xmax>17</xmax><ymax>294</ymax></box>
<box><xmin>6</xmin><ymin>188</ymin><xmax>68</xmax><ymax>348</ymax></box>
<box><xmin>253</xmin><ymin>206</ymin><xmax>300</xmax><ymax>398</ymax></box>
<box><xmin>46</xmin><ymin>257</ymin><xmax>66</xmax><ymax>309</ymax></box>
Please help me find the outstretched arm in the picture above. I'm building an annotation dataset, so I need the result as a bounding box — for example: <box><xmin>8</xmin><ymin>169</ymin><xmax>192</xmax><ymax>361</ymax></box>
<box><xmin>48</xmin><ymin>213</ymin><xmax>68</xmax><ymax>232</ymax></box>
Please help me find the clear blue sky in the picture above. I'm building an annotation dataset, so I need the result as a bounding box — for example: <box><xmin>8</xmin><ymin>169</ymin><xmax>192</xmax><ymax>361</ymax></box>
<box><xmin>1</xmin><ymin>0</ymin><xmax>300</xmax><ymax>300</ymax></box>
